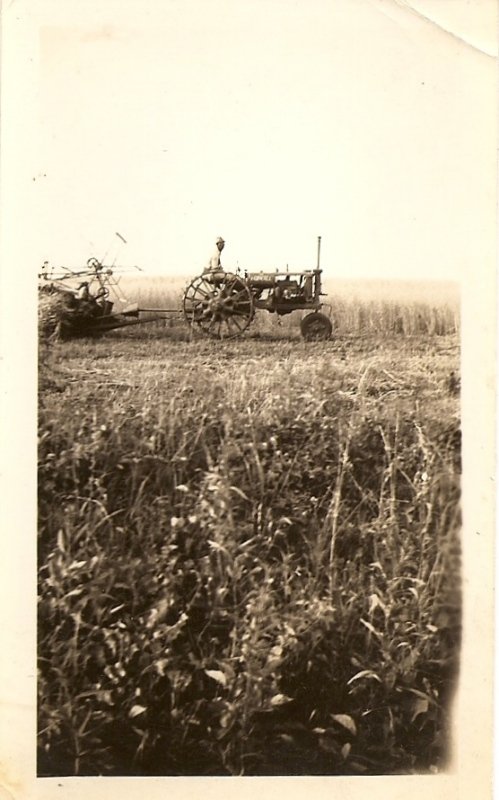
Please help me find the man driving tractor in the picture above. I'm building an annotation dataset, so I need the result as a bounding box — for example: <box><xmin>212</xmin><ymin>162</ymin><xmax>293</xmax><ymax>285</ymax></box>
<box><xmin>204</xmin><ymin>237</ymin><xmax>225</xmax><ymax>275</ymax></box>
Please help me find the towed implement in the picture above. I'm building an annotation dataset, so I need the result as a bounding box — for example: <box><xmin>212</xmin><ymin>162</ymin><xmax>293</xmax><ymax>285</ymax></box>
<box><xmin>39</xmin><ymin>237</ymin><xmax>332</xmax><ymax>342</ymax></box>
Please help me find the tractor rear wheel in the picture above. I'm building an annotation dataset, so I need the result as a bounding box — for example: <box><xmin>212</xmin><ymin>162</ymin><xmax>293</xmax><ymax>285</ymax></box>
<box><xmin>183</xmin><ymin>273</ymin><xmax>254</xmax><ymax>339</ymax></box>
<box><xmin>300</xmin><ymin>312</ymin><xmax>332</xmax><ymax>342</ymax></box>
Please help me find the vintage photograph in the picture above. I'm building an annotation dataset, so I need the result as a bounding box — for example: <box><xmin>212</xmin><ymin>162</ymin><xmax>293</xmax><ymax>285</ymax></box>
<box><xmin>2</xmin><ymin>0</ymin><xmax>495</xmax><ymax>794</ymax></box>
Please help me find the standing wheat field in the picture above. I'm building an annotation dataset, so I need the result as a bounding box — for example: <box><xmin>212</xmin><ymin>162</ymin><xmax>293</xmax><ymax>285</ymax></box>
<box><xmin>38</xmin><ymin>288</ymin><xmax>460</xmax><ymax>776</ymax></box>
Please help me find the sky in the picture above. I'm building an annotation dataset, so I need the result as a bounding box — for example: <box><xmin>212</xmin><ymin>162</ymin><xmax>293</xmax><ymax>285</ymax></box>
<box><xmin>9</xmin><ymin>0</ymin><xmax>499</xmax><ymax>280</ymax></box>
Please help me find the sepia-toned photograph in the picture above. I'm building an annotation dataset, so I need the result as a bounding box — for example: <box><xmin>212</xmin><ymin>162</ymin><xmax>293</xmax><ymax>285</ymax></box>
<box><xmin>0</xmin><ymin>0</ymin><xmax>496</xmax><ymax>797</ymax></box>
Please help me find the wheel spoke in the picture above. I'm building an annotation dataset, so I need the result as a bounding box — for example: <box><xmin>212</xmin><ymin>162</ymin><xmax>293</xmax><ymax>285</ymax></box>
<box><xmin>183</xmin><ymin>273</ymin><xmax>253</xmax><ymax>338</ymax></box>
<box><xmin>222</xmin><ymin>277</ymin><xmax>239</xmax><ymax>292</ymax></box>
<box><xmin>191</xmin><ymin>286</ymin><xmax>212</xmax><ymax>300</ymax></box>
<box><xmin>187</xmin><ymin>295</ymin><xmax>205</xmax><ymax>307</ymax></box>
<box><xmin>199</xmin><ymin>278</ymin><xmax>217</xmax><ymax>293</ymax></box>
<box><xmin>229</xmin><ymin>288</ymin><xmax>250</xmax><ymax>301</ymax></box>
<box><xmin>231</xmin><ymin>307</ymin><xmax>251</xmax><ymax>317</ymax></box>
<box><xmin>221</xmin><ymin>320</ymin><xmax>233</xmax><ymax>339</ymax></box>
<box><xmin>185</xmin><ymin>298</ymin><xmax>206</xmax><ymax>316</ymax></box>
<box><xmin>222</xmin><ymin>318</ymin><xmax>237</xmax><ymax>338</ymax></box>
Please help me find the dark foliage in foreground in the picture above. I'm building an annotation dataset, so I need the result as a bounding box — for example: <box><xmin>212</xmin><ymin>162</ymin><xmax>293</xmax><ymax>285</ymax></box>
<box><xmin>38</xmin><ymin>336</ymin><xmax>461</xmax><ymax>775</ymax></box>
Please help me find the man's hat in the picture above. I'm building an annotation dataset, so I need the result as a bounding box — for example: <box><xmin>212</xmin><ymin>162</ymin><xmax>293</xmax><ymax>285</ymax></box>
<box><xmin>216</xmin><ymin>237</ymin><xmax>225</xmax><ymax>244</ymax></box>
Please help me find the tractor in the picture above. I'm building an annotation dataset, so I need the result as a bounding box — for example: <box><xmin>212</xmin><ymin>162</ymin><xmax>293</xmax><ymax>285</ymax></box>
<box><xmin>39</xmin><ymin>237</ymin><xmax>332</xmax><ymax>341</ymax></box>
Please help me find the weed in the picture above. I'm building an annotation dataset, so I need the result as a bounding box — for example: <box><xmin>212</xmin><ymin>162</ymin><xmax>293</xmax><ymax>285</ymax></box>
<box><xmin>38</xmin><ymin>325</ymin><xmax>460</xmax><ymax>776</ymax></box>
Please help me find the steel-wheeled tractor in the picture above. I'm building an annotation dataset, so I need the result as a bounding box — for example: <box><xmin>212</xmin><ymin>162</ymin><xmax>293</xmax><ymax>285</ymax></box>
<box><xmin>183</xmin><ymin>266</ymin><xmax>331</xmax><ymax>340</ymax></box>
<box><xmin>39</xmin><ymin>238</ymin><xmax>332</xmax><ymax>342</ymax></box>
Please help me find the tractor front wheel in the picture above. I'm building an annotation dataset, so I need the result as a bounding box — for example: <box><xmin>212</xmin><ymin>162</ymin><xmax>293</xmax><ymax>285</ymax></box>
<box><xmin>300</xmin><ymin>312</ymin><xmax>332</xmax><ymax>342</ymax></box>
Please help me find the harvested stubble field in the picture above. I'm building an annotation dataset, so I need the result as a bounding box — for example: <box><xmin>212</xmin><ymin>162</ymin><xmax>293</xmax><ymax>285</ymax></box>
<box><xmin>38</xmin><ymin>296</ymin><xmax>461</xmax><ymax>777</ymax></box>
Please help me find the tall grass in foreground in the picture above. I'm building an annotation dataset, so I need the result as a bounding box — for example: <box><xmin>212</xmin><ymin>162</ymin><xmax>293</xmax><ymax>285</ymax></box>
<box><xmin>38</xmin><ymin>340</ymin><xmax>461</xmax><ymax>776</ymax></box>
